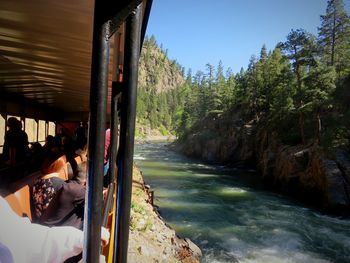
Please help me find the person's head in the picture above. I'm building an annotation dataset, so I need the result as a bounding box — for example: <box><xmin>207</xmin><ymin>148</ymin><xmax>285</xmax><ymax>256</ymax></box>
<box><xmin>7</xmin><ymin>117</ymin><xmax>18</xmax><ymax>130</ymax></box>
<box><xmin>45</xmin><ymin>135</ymin><xmax>54</xmax><ymax>145</ymax></box>
<box><xmin>16</xmin><ymin>120</ymin><xmax>22</xmax><ymax>130</ymax></box>
<box><xmin>40</xmin><ymin>150</ymin><xmax>65</xmax><ymax>175</ymax></box>
<box><xmin>30</xmin><ymin>142</ymin><xmax>42</xmax><ymax>153</ymax></box>
<box><xmin>44</xmin><ymin>135</ymin><xmax>60</xmax><ymax>154</ymax></box>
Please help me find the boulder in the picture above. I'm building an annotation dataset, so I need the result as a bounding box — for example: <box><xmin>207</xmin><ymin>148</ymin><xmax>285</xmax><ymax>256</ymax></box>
<box><xmin>335</xmin><ymin>149</ymin><xmax>350</xmax><ymax>182</ymax></box>
<box><xmin>321</xmin><ymin>159</ymin><xmax>350</xmax><ymax>207</ymax></box>
<box><xmin>184</xmin><ymin>238</ymin><xmax>202</xmax><ymax>258</ymax></box>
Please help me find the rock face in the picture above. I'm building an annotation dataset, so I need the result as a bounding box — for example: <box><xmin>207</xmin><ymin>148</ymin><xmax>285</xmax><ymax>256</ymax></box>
<box><xmin>128</xmin><ymin>165</ymin><xmax>201</xmax><ymax>263</ymax></box>
<box><xmin>176</xmin><ymin>116</ymin><xmax>350</xmax><ymax>213</ymax></box>
<box><xmin>256</xmin><ymin>134</ymin><xmax>350</xmax><ymax>212</ymax></box>
<box><xmin>176</xmin><ymin>115</ymin><xmax>256</xmax><ymax>165</ymax></box>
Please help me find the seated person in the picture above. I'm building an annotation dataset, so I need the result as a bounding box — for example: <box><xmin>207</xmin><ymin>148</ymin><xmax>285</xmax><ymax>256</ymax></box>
<box><xmin>32</xmin><ymin>153</ymin><xmax>86</xmax><ymax>230</ymax></box>
<box><xmin>0</xmin><ymin>196</ymin><xmax>109</xmax><ymax>263</ymax></box>
<box><xmin>32</xmin><ymin>152</ymin><xmax>66</xmax><ymax>219</ymax></box>
<box><xmin>39</xmin><ymin>162</ymin><xmax>87</xmax><ymax>230</ymax></box>
<box><xmin>2</xmin><ymin>117</ymin><xmax>29</xmax><ymax>166</ymax></box>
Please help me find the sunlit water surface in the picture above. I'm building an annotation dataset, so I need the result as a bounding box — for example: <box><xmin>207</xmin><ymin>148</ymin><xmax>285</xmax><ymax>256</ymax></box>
<box><xmin>134</xmin><ymin>143</ymin><xmax>350</xmax><ymax>263</ymax></box>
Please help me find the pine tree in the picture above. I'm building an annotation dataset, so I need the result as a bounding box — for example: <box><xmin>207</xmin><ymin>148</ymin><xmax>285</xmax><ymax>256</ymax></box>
<box><xmin>257</xmin><ymin>45</ymin><xmax>269</xmax><ymax>113</ymax></box>
<box><xmin>225</xmin><ymin>68</ymin><xmax>238</xmax><ymax>106</ymax></box>
<box><xmin>281</xmin><ymin>29</ymin><xmax>317</xmax><ymax>144</ymax></box>
<box><xmin>245</xmin><ymin>55</ymin><xmax>262</xmax><ymax>119</ymax></box>
<box><xmin>268</xmin><ymin>47</ymin><xmax>295</xmax><ymax>127</ymax></box>
<box><xmin>304</xmin><ymin>64</ymin><xmax>336</xmax><ymax>143</ymax></box>
<box><xmin>318</xmin><ymin>0</ymin><xmax>350</xmax><ymax>77</ymax></box>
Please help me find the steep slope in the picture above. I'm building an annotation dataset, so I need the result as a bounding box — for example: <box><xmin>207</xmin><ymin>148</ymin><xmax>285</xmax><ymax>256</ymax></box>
<box><xmin>138</xmin><ymin>36</ymin><xmax>184</xmax><ymax>93</ymax></box>
<box><xmin>136</xmin><ymin>36</ymin><xmax>186</xmax><ymax>137</ymax></box>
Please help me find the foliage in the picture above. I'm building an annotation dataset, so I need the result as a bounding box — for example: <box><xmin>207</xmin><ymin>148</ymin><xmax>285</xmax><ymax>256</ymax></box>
<box><xmin>138</xmin><ymin>1</ymin><xmax>350</xmax><ymax>149</ymax></box>
<box><xmin>172</xmin><ymin>0</ymin><xmax>349</xmax><ymax>149</ymax></box>
<box><xmin>137</xmin><ymin>35</ymin><xmax>186</xmax><ymax>135</ymax></box>
<box><xmin>318</xmin><ymin>0</ymin><xmax>350</xmax><ymax>77</ymax></box>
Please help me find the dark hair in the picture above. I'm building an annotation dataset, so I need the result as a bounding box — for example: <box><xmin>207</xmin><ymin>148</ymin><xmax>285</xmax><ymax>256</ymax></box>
<box><xmin>40</xmin><ymin>150</ymin><xmax>65</xmax><ymax>174</ymax></box>
<box><xmin>7</xmin><ymin>117</ymin><xmax>19</xmax><ymax>129</ymax></box>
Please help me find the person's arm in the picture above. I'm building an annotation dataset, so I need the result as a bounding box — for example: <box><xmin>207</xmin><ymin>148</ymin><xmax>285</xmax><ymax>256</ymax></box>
<box><xmin>1</xmin><ymin>196</ymin><xmax>110</xmax><ymax>263</ymax></box>
<box><xmin>0</xmin><ymin>197</ymin><xmax>83</xmax><ymax>263</ymax></box>
<box><xmin>40</xmin><ymin>225</ymin><xmax>84</xmax><ymax>263</ymax></box>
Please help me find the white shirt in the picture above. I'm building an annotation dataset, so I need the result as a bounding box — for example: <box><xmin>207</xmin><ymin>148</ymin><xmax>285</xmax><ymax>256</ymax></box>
<box><xmin>0</xmin><ymin>196</ymin><xmax>84</xmax><ymax>263</ymax></box>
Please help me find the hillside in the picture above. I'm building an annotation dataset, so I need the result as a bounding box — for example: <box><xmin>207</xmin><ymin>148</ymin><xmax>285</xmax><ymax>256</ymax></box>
<box><xmin>139</xmin><ymin>36</ymin><xmax>184</xmax><ymax>93</ymax></box>
<box><xmin>136</xmin><ymin>36</ymin><xmax>186</xmax><ymax>136</ymax></box>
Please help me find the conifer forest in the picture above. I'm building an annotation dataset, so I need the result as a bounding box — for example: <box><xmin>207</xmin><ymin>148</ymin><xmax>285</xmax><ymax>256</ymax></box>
<box><xmin>137</xmin><ymin>0</ymin><xmax>349</xmax><ymax>152</ymax></box>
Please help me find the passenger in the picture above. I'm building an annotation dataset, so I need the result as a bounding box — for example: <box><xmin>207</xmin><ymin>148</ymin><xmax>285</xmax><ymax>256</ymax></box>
<box><xmin>32</xmin><ymin>152</ymin><xmax>65</xmax><ymax>219</ymax></box>
<box><xmin>58</xmin><ymin>133</ymin><xmax>78</xmax><ymax>175</ymax></box>
<box><xmin>28</xmin><ymin>142</ymin><xmax>44</xmax><ymax>172</ymax></box>
<box><xmin>72</xmin><ymin>160</ymin><xmax>87</xmax><ymax>185</ymax></box>
<box><xmin>42</xmin><ymin>135</ymin><xmax>56</xmax><ymax>154</ymax></box>
<box><xmin>75</xmin><ymin>122</ymin><xmax>87</xmax><ymax>150</ymax></box>
<box><xmin>29</xmin><ymin>142</ymin><xmax>42</xmax><ymax>155</ymax></box>
<box><xmin>0</xmin><ymin>196</ymin><xmax>109</xmax><ymax>263</ymax></box>
<box><xmin>103</xmin><ymin>128</ymin><xmax>111</xmax><ymax>186</ymax></box>
<box><xmin>39</xmin><ymin>162</ymin><xmax>87</xmax><ymax>230</ymax></box>
<box><xmin>2</xmin><ymin>117</ymin><xmax>29</xmax><ymax>166</ymax></box>
<box><xmin>75</xmin><ymin>144</ymin><xmax>88</xmax><ymax>163</ymax></box>
<box><xmin>32</xmin><ymin>153</ymin><xmax>86</xmax><ymax>230</ymax></box>
<box><xmin>56</xmin><ymin>127</ymin><xmax>66</xmax><ymax>144</ymax></box>
<box><xmin>104</xmin><ymin>128</ymin><xmax>110</xmax><ymax>175</ymax></box>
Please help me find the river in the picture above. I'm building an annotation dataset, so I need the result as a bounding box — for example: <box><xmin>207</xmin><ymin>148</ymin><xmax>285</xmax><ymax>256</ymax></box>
<box><xmin>134</xmin><ymin>142</ymin><xmax>350</xmax><ymax>263</ymax></box>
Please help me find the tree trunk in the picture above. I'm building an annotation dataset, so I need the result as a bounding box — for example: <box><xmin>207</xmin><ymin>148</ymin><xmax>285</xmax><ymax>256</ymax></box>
<box><xmin>299</xmin><ymin>111</ymin><xmax>306</xmax><ymax>145</ymax></box>
<box><xmin>331</xmin><ymin>11</ymin><xmax>336</xmax><ymax>66</ymax></box>
<box><xmin>295</xmin><ymin>62</ymin><xmax>305</xmax><ymax>145</ymax></box>
<box><xmin>315</xmin><ymin>111</ymin><xmax>322</xmax><ymax>144</ymax></box>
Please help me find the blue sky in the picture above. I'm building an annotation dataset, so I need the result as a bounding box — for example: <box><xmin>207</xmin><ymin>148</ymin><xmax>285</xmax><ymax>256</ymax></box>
<box><xmin>145</xmin><ymin>0</ymin><xmax>350</xmax><ymax>74</ymax></box>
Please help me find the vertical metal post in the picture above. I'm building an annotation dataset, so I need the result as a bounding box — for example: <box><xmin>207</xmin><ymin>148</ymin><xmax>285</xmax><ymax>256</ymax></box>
<box><xmin>83</xmin><ymin>2</ymin><xmax>109</xmax><ymax>262</ymax></box>
<box><xmin>110</xmin><ymin>83</ymin><xmax>122</xmax><ymax>184</ymax></box>
<box><xmin>102</xmin><ymin>31</ymin><xmax>122</xmax><ymax>226</ymax></box>
<box><xmin>140</xmin><ymin>0</ymin><xmax>153</xmax><ymax>49</ymax></box>
<box><xmin>109</xmin><ymin>31</ymin><xmax>123</xmax><ymax>186</ymax></box>
<box><xmin>114</xmin><ymin>4</ymin><xmax>142</xmax><ymax>263</ymax></box>
<box><xmin>36</xmin><ymin>119</ymin><xmax>39</xmax><ymax>142</ymax></box>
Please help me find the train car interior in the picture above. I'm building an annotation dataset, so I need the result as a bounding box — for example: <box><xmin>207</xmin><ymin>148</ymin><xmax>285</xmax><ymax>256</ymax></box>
<box><xmin>0</xmin><ymin>0</ymin><xmax>152</xmax><ymax>262</ymax></box>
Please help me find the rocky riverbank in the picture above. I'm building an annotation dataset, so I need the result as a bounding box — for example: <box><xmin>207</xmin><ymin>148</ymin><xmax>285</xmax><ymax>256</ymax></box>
<box><xmin>128</xmin><ymin>164</ymin><xmax>201</xmax><ymax>262</ymax></box>
<box><xmin>174</xmin><ymin>115</ymin><xmax>350</xmax><ymax>215</ymax></box>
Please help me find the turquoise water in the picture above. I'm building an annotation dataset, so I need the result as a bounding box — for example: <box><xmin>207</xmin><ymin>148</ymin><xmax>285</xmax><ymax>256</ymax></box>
<box><xmin>134</xmin><ymin>143</ymin><xmax>350</xmax><ymax>263</ymax></box>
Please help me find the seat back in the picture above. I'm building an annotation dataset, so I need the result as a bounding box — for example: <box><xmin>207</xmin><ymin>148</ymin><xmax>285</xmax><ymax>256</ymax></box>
<box><xmin>4</xmin><ymin>185</ymin><xmax>32</xmax><ymax>221</ymax></box>
<box><xmin>4</xmin><ymin>193</ymin><xmax>23</xmax><ymax>217</ymax></box>
<box><xmin>42</xmin><ymin>155</ymin><xmax>68</xmax><ymax>181</ymax></box>
<box><xmin>74</xmin><ymin>155</ymin><xmax>82</xmax><ymax>165</ymax></box>
<box><xmin>62</xmin><ymin>162</ymin><xmax>74</xmax><ymax>181</ymax></box>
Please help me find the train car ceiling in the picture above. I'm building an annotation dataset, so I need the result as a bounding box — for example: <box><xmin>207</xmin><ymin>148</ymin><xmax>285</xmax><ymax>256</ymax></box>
<box><xmin>0</xmin><ymin>0</ymin><xmax>148</xmax><ymax>121</ymax></box>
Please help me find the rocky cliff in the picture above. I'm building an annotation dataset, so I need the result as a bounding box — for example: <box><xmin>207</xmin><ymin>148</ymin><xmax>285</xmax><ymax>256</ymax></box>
<box><xmin>256</xmin><ymin>131</ymin><xmax>350</xmax><ymax>213</ymax></box>
<box><xmin>175</xmin><ymin>115</ymin><xmax>350</xmax><ymax>214</ymax></box>
<box><xmin>139</xmin><ymin>36</ymin><xmax>184</xmax><ymax>93</ymax></box>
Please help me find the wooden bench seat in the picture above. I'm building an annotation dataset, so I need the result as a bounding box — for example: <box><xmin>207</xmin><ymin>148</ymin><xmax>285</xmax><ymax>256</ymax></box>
<box><xmin>4</xmin><ymin>185</ymin><xmax>32</xmax><ymax>221</ymax></box>
<box><xmin>3</xmin><ymin>154</ymin><xmax>74</xmax><ymax>221</ymax></box>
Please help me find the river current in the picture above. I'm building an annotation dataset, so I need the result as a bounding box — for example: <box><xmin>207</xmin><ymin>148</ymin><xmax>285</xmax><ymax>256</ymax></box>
<box><xmin>134</xmin><ymin>142</ymin><xmax>350</xmax><ymax>263</ymax></box>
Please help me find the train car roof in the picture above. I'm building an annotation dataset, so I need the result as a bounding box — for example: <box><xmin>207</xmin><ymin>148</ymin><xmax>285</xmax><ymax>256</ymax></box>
<box><xmin>0</xmin><ymin>0</ymin><xmax>150</xmax><ymax>121</ymax></box>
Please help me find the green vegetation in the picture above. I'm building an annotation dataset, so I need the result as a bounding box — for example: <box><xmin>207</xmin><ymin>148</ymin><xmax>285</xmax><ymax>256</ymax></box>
<box><xmin>175</xmin><ymin>0</ymin><xmax>350</xmax><ymax>149</ymax></box>
<box><xmin>137</xmin><ymin>36</ymin><xmax>186</xmax><ymax>135</ymax></box>
<box><xmin>137</xmin><ymin>0</ymin><xmax>349</xmax><ymax>149</ymax></box>
<box><xmin>130</xmin><ymin>200</ymin><xmax>153</xmax><ymax>232</ymax></box>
